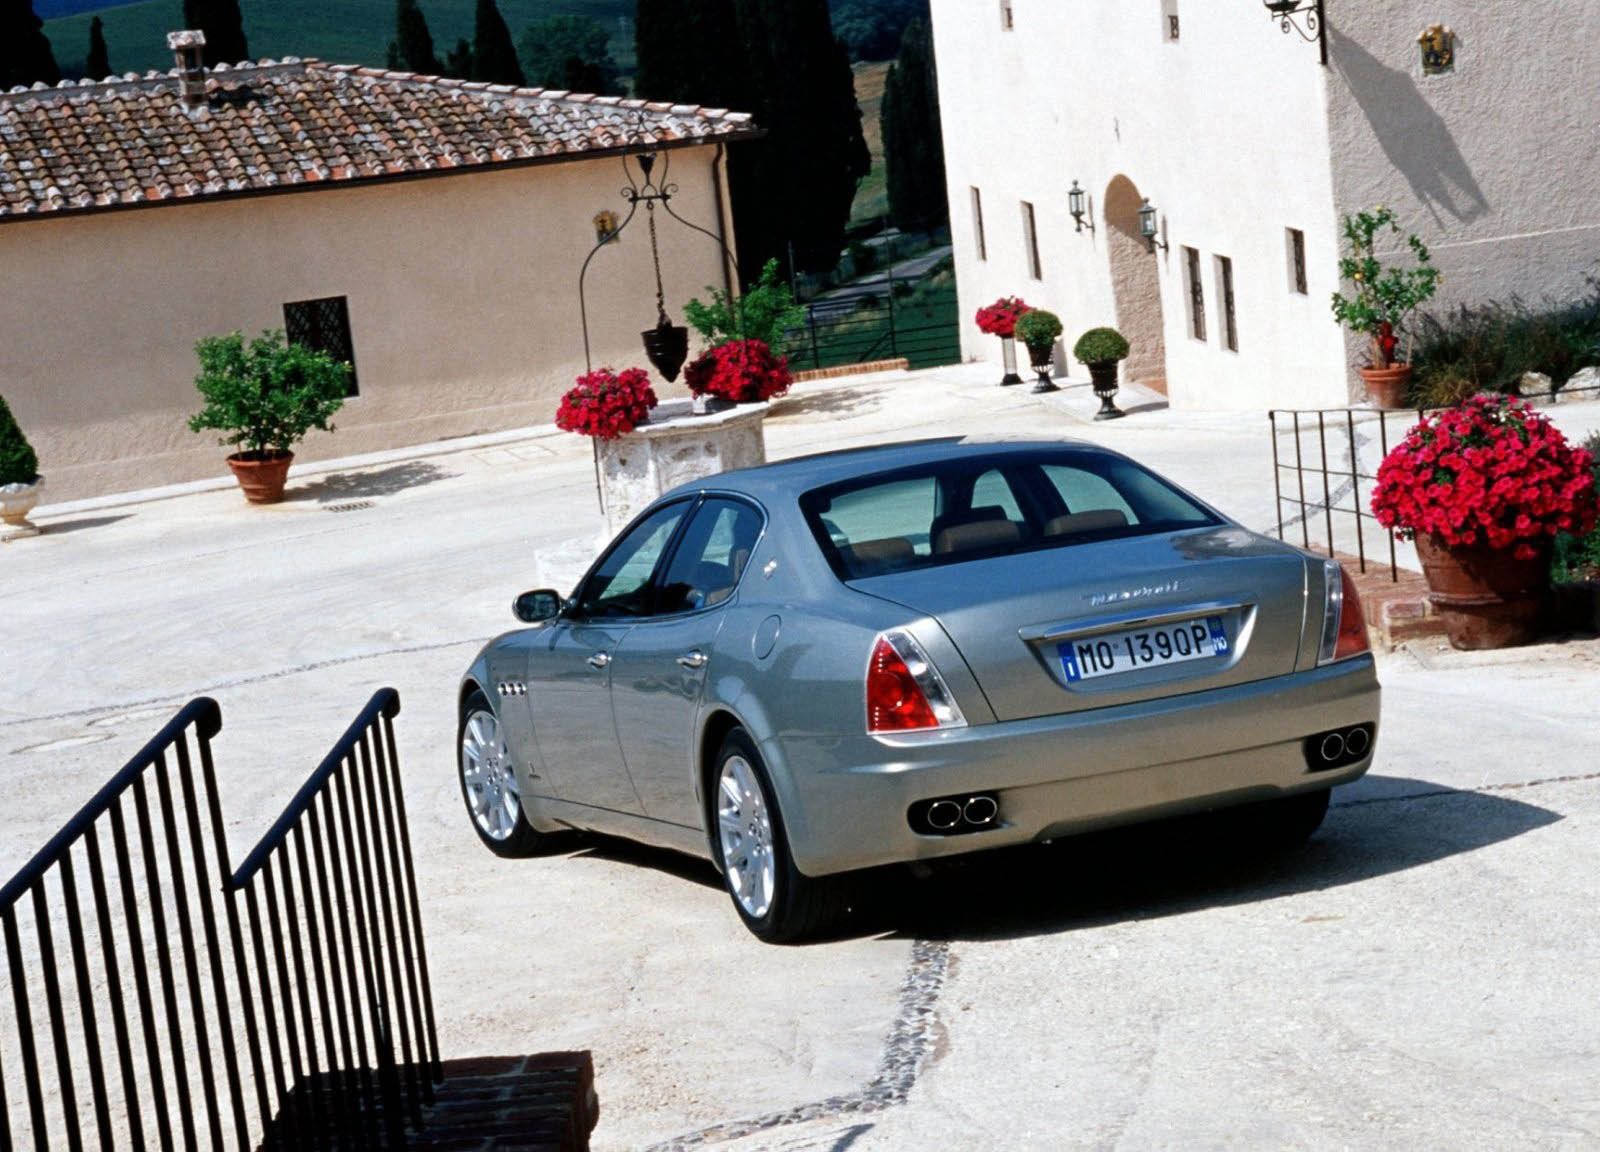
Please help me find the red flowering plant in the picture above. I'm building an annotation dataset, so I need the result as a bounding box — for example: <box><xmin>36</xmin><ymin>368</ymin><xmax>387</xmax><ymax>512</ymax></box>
<box><xmin>975</xmin><ymin>296</ymin><xmax>1033</xmax><ymax>338</ymax></box>
<box><xmin>684</xmin><ymin>339</ymin><xmax>792</xmax><ymax>403</ymax></box>
<box><xmin>555</xmin><ymin>367</ymin><xmax>658</xmax><ymax>439</ymax></box>
<box><xmin>1370</xmin><ymin>394</ymin><xmax>1598</xmax><ymax>560</ymax></box>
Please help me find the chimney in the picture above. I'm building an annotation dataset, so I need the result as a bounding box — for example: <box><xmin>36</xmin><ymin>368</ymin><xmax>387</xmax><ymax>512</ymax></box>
<box><xmin>167</xmin><ymin>30</ymin><xmax>207</xmax><ymax>108</ymax></box>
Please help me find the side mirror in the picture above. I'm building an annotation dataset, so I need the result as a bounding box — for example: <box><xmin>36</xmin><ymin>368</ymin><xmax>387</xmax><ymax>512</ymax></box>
<box><xmin>513</xmin><ymin>589</ymin><xmax>564</xmax><ymax>624</ymax></box>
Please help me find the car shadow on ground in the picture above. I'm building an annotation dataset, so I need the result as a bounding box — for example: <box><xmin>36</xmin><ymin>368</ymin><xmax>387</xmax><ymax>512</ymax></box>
<box><xmin>287</xmin><ymin>460</ymin><xmax>456</xmax><ymax>503</ymax></box>
<box><xmin>848</xmin><ymin>776</ymin><xmax>1559</xmax><ymax>943</ymax></box>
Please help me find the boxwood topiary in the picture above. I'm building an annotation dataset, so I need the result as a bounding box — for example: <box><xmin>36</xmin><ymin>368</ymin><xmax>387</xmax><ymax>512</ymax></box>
<box><xmin>0</xmin><ymin>394</ymin><xmax>40</xmax><ymax>486</ymax></box>
<box><xmin>1073</xmin><ymin>326</ymin><xmax>1131</xmax><ymax>365</ymax></box>
<box><xmin>1014</xmin><ymin>308</ymin><xmax>1063</xmax><ymax>349</ymax></box>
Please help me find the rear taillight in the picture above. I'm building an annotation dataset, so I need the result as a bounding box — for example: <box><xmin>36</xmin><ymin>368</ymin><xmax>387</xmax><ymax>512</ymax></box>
<box><xmin>866</xmin><ymin>630</ymin><xmax>967</xmax><ymax>734</ymax></box>
<box><xmin>1318</xmin><ymin>561</ymin><xmax>1371</xmax><ymax>664</ymax></box>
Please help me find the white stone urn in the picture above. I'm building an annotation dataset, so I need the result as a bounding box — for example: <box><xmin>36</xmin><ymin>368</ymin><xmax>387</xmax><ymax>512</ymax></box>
<box><xmin>0</xmin><ymin>477</ymin><xmax>43</xmax><ymax>541</ymax></box>
<box><xmin>595</xmin><ymin>399</ymin><xmax>768</xmax><ymax>536</ymax></box>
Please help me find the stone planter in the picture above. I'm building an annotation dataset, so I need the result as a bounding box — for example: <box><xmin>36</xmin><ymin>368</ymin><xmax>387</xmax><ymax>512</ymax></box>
<box><xmin>0</xmin><ymin>477</ymin><xmax>43</xmax><ymax>541</ymax></box>
<box><xmin>1414</xmin><ymin>533</ymin><xmax>1549</xmax><ymax>649</ymax></box>
<box><xmin>1360</xmin><ymin>363</ymin><xmax>1413</xmax><ymax>409</ymax></box>
<box><xmin>998</xmin><ymin>336</ymin><xmax>1023</xmax><ymax>387</ymax></box>
<box><xmin>595</xmin><ymin>399</ymin><xmax>769</xmax><ymax>537</ymax></box>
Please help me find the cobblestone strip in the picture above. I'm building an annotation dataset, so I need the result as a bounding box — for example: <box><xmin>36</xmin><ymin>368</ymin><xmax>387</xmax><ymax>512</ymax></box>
<box><xmin>644</xmin><ymin>938</ymin><xmax>951</xmax><ymax>1151</ymax></box>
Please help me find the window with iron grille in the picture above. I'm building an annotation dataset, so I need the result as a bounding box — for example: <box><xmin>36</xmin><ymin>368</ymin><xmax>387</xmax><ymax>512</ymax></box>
<box><xmin>972</xmin><ymin>187</ymin><xmax>987</xmax><ymax>261</ymax></box>
<box><xmin>1287</xmin><ymin>227</ymin><xmax>1308</xmax><ymax>294</ymax></box>
<box><xmin>1000</xmin><ymin>0</ymin><xmax>1014</xmax><ymax>30</ymax></box>
<box><xmin>1215</xmin><ymin>254</ymin><xmax>1238</xmax><ymax>351</ymax></box>
<box><xmin>1162</xmin><ymin>0</ymin><xmax>1180</xmax><ymax>40</ymax></box>
<box><xmin>284</xmin><ymin>296</ymin><xmax>359</xmax><ymax>397</ymax></box>
<box><xmin>1022</xmin><ymin>200</ymin><xmax>1042</xmax><ymax>280</ymax></box>
<box><xmin>1183</xmin><ymin>247</ymin><xmax>1206</xmax><ymax>342</ymax></box>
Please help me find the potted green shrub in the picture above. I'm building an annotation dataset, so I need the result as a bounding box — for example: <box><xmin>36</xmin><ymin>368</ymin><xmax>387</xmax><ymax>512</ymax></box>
<box><xmin>684</xmin><ymin>258</ymin><xmax>808</xmax><ymax>412</ymax></box>
<box><xmin>0</xmin><ymin>393</ymin><xmax>43</xmax><ymax>541</ymax></box>
<box><xmin>1013</xmin><ymin>308</ymin><xmax>1064</xmax><ymax>393</ymax></box>
<box><xmin>188</xmin><ymin>330</ymin><xmax>350</xmax><ymax>504</ymax></box>
<box><xmin>1331</xmin><ymin>206</ymin><xmax>1441</xmax><ymax>408</ymax></box>
<box><xmin>1073</xmin><ymin>326</ymin><xmax>1130</xmax><ymax>421</ymax></box>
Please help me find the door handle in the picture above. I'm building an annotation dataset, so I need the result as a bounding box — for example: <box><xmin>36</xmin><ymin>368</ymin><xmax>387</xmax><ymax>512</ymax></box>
<box><xmin>676</xmin><ymin>650</ymin><xmax>708</xmax><ymax>669</ymax></box>
<box><xmin>587</xmin><ymin>652</ymin><xmax>611</xmax><ymax>669</ymax></box>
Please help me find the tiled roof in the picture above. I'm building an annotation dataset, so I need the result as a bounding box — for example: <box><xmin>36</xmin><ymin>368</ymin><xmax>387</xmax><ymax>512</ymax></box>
<box><xmin>0</xmin><ymin>60</ymin><xmax>757</xmax><ymax>218</ymax></box>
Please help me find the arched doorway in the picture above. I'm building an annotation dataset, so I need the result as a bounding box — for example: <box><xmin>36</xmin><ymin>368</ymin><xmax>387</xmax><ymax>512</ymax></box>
<box><xmin>1104</xmin><ymin>176</ymin><xmax>1167</xmax><ymax>394</ymax></box>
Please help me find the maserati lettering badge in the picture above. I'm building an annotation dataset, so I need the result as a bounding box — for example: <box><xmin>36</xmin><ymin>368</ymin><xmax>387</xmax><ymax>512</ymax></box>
<box><xmin>1088</xmin><ymin>580</ymin><xmax>1180</xmax><ymax>607</ymax></box>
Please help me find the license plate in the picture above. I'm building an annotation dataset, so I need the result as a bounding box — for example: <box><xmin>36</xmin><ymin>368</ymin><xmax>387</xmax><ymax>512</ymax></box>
<box><xmin>1059</xmin><ymin>616</ymin><xmax>1229</xmax><ymax>683</ymax></box>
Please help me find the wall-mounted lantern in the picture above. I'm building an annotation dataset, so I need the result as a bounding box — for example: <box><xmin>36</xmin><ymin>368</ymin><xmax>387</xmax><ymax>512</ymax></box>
<box><xmin>1068</xmin><ymin>181</ymin><xmax>1094</xmax><ymax>235</ymax></box>
<box><xmin>592</xmin><ymin>209</ymin><xmax>621</xmax><ymax>245</ymax></box>
<box><xmin>1137</xmin><ymin>199</ymin><xmax>1168</xmax><ymax>253</ymax></box>
<box><xmin>1419</xmin><ymin>24</ymin><xmax>1455</xmax><ymax>74</ymax></box>
<box><xmin>1263</xmin><ymin>0</ymin><xmax>1328</xmax><ymax>66</ymax></box>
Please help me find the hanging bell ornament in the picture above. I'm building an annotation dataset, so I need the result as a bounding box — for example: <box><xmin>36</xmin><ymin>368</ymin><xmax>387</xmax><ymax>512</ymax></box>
<box><xmin>642</xmin><ymin>315</ymin><xmax>689</xmax><ymax>383</ymax></box>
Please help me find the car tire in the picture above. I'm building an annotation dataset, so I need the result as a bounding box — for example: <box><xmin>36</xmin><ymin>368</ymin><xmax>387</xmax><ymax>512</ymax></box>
<box><xmin>712</xmin><ymin>728</ymin><xmax>845</xmax><ymax>944</ymax></box>
<box><xmin>458</xmin><ymin>689</ymin><xmax>548</xmax><ymax>858</ymax></box>
<box><xmin>1249</xmin><ymin>786</ymin><xmax>1332</xmax><ymax>849</ymax></box>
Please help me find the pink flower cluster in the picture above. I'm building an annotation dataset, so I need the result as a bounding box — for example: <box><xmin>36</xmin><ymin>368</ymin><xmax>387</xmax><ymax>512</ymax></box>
<box><xmin>975</xmin><ymin>296</ymin><xmax>1032</xmax><ymax>338</ymax></box>
<box><xmin>1371</xmin><ymin>394</ymin><xmax>1597</xmax><ymax>560</ymax></box>
<box><xmin>555</xmin><ymin>367</ymin><xmax>658</xmax><ymax>439</ymax></box>
<box><xmin>684</xmin><ymin>339</ymin><xmax>792</xmax><ymax>403</ymax></box>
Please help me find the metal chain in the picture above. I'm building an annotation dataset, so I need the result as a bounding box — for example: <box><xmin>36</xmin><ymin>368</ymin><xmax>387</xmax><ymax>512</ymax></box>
<box><xmin>647</xmin><ymin>200</ymin><xmax>668</xmax><ymax>323</ymax></box>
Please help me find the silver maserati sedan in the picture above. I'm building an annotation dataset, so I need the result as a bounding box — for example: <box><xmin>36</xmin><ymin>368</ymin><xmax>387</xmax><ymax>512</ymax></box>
<box><xmin>457</xmin><ymin>439</ymin><xmax>1379</xmax><ymax>941</ymax></box>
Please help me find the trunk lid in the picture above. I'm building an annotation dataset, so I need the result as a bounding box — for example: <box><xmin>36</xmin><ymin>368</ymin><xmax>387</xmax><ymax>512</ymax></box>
<box><xmin>851</xmin><ymin>526</ymin><xmax>1311</xmax><ymax>722</ymax></box>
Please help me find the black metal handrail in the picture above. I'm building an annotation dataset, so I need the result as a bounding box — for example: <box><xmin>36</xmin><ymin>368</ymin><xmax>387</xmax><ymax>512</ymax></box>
<box><xmin>0</xmin><ymin>687</ymin><xmax>437</xmax><ymax>1151</ymax></box>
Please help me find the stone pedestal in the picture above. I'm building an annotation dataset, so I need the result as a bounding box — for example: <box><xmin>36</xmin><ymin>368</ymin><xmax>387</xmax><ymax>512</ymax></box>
<box><xmin>1</xmin><ymin>479</ymin><xmax>43</xmax><ymax>542</ymax></box>
<box><xmin>595</xmin><ymin>399</ymin><xmax>768</xmax><ymax>537</ymax></box>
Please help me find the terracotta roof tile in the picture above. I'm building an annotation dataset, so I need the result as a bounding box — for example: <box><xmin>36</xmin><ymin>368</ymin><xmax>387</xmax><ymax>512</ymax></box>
<box><xmin>0</xmin><ymin>59</ymin><xmax>756</xmax><ymax>218</ymax></box>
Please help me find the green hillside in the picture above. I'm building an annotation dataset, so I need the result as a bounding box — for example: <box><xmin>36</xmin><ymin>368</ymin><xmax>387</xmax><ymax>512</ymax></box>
<box><xmin>43</xmin><ymin>0</ymin><xmax>636</xmax><ymax>79</ymax></box>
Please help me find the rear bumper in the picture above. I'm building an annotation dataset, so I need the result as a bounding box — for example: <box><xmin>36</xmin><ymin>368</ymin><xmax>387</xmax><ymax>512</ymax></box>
<box><xmin>776</xmin><ymin>656</ymin><xmax>1380</xmax><ymax>876</ymax></box>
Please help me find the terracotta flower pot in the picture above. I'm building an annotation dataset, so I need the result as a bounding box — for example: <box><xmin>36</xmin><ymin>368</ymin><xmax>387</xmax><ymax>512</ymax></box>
<box><xmin>1414</xmin><ymin>533</ymin><xmax>1549</xmax><ymax>649</ymax></box>
<box><xmin>1360</xmin><ymin>363</ymin><xmax>1413</xmax><ymax>409</ymax></box>
<box><xmin>227</xmin><ymin>450</ymin><xmax>294</xmax><ymax>504</ymax></box>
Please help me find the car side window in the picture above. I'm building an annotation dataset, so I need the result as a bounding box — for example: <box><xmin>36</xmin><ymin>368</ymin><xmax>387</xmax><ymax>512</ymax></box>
<box><xmin>576</xmin><ymin>502</ymin><xmax>688</xmax><ymax>618</ymax></box>
<box><xmin>656</xmin><ymin>498</ymin><xmax>764</xmax><ymax>614</ymax></box>
<box><xmin>1042</xmin><ymin>464</ymin><xmax>1140</xmax><ymax>524</ymax></box>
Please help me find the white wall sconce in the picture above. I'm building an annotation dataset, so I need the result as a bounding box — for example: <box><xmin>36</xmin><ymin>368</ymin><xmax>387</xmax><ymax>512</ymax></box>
<box><xmin>1068</xmin><ymin>181</ymin><xmax>1094</xmax><ymax>235</ymax></box>
<box><xmin>1137</xmin><ymin>199</ymin><xmax>1168</xmax><ymax>253</ymax></box>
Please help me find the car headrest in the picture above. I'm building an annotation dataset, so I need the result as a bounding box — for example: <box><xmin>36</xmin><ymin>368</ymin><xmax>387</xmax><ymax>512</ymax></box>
<box><xmin>844</xmin><ymin>536</ymin><xmax>915</xmax><ymax>576</ymax></box>
<box><xmin>934</xmin><ymin>518</ymin><xmax>1022</xmax><ymax>555</ymax></box>
<box><xmin>1043</xmin><ymin>509</ymin><xmax>1130</xmax><ymax>537</ymax></box>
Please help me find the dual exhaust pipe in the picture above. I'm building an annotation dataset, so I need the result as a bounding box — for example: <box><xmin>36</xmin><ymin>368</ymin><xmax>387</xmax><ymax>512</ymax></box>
<box><xmin>1306</xmin><ymin>724</ymin><xmax>1374</xmax><ymax>771</ymax></box>
<box><xmin>910</xmin><ymin>792</ymin><xmax>1000</xmax><ymax>837</ymax></box>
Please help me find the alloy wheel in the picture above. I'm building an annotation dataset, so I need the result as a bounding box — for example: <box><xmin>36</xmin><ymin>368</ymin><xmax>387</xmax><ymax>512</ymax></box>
<box><xmin>460</xmin><ymin>709</ymin><xmax>521</xmax><ymax>842</ymax></box>
<box><xmin>717</xmin><ymin>754</ymin><xmax>776</xmax><ymax>919</ymax></box>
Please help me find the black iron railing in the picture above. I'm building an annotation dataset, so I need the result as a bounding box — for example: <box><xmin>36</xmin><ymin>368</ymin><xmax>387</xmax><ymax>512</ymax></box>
<box><xmin>784</xmin><ymin>286</ymin><xmax>960</xmax><ymax>374</ymax></box>
<box><xmin>1269</xmin><ymin>384</ymin><xmax>1599</xmax><ymax>583</ymax></box>
<box><xmin>0</xmin><ymin>687</ymin><xmax>437</xmax><ymax>1150</ymax></box>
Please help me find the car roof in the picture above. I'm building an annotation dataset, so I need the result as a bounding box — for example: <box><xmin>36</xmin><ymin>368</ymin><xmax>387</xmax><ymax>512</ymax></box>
<box><xmin>667</xmin><ymin>436</ymin><xmax>1112</xmax><ymax>504</ymax></box>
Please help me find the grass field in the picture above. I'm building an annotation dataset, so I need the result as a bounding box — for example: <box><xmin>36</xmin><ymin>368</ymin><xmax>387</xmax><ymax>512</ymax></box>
<box><xmin>850</xmin><ymin>59</ymin><xmax>890</xmax><ymax>226</ymax></box>
<box><xmin>42</xmin><ymin>0</ymin><xmax>636</xmax><ymax>78</ymax></box>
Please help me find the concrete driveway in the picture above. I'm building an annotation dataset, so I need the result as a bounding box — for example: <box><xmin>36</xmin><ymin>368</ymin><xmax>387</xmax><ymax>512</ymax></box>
<box><xmin>4</xmin><ymin>365</ymin><xmax>1597</xmax><ymax>1149</ymax></box>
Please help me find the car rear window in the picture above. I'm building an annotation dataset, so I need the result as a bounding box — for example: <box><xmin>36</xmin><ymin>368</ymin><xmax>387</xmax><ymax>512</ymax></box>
<box><xmin>801</xmin><ymin>449</ymin><xmax>1220</xmax><ymax>580</ymax></box>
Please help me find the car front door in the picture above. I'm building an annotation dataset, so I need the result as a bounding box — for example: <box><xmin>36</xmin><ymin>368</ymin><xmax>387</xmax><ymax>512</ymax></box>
<box><xmin>609</xmin><ymin>497</ymin><xmax>765</xmax><ymax>829</ymax></box>
<box><xmin>526</xmin><ymin>500</ymin><xmax>690</xmax><ymax>817</ymax></box>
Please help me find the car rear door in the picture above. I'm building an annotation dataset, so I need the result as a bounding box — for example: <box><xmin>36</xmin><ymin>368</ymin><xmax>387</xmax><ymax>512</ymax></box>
<box><xmin>610</xmin><ymin>496</ymin><xmax>765</xmax><ymax>829</ymax></box>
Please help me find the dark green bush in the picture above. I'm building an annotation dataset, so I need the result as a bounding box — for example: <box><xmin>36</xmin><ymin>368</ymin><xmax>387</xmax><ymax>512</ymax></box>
<box><xmin>187</xmin><ymin>331</ymin><xmax>349</xmax><ymax>458</ymax></box>
<box><xmin>1553</xmin><ymin>431</ymin><xmax>1600</xmax><ymax>584</ymax></box>
<box><xmin>1073</xmin><ymin>326</ymin><xmax>1130</xmax><ymax>365</ymax></box>
<box><xmin>684</xmin><ymin>258</ymin><xmax>808</xmax><ymax>351</ymax></box>
<box><xmin>1411</xmin><ymin>285</ymin><xmax>1600</xmax><ymax>407</ymax></box>
<box><xmin>1014</xmin><ymin>308</ymin><xmax>1063</xmax><ymax>348</ymax></box>
<box><xmin>0</xmin><ymin>394</ymin><xmax>39</xmax><ymax>486</ymax></box>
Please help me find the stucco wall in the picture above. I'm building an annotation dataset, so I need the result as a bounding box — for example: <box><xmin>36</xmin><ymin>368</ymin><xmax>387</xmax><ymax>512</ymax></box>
<box><xmin>0</xmin><ymin>145</ymin><xmax>737</xmax><ymax>501</ymax></box>
<box><xmin>1325</xmin><ymin>4</ymin><xmax>1600</xmax><ymax>347</ymax></box>
<box><xmin>930</xmin><ymin>1</ymin><xmax>1351</xmax><ymax>410</ymax></box>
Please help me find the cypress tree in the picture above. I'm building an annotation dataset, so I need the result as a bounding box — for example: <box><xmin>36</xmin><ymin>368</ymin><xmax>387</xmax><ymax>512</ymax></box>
<box><xmin>0</xmin><ymin>0</ymin><xmax>60</xmax><ymax>90</ymax></box>
<box><xmin>394</xmin><ymin>0</ymin><xmax>443</xmax><ymax>75</ymax></box>
<box><xmin>84</xmin><ymin>16</ymin><xmax>110</xmax><ymax>79</ymax></box>
<box><xmin>0</xmin><ymin>394</ymin><xmax>40</xmax><ymax>486</ymax></box>
<box><xmin>636</xmin><ymin>0</ymin><xmax>867</xmax><ymax>281</ymax></box>
<box><xmin>182</xmin><ymin>0</ymin><xmax>249</xmax><ymax>66</ymax></box>
<box><xmin>446</xmin><ymin>38</ymin><xmax>473</xmax><ymax>79</ymax></box>
<box><xmin>471</xmin><ymin>0</ymin><xmax>524</xmax><ymax>85</ymax></box>
<box><xmin>880</xmin><ymin>18</ymin><xmax>947</xmax><ymax>232</ymax></box>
